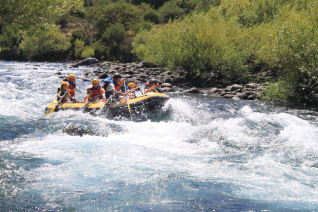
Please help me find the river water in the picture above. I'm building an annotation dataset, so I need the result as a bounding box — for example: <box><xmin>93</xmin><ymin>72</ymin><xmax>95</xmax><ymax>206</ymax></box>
<box><xmin>0</xmin><ymin>61</ymin><xmax>318</xmax><ymax>211</ymax></box>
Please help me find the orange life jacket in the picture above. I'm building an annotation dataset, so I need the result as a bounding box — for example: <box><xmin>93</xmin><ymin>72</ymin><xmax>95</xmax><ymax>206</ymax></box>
<box><xmin>68</xmin><ymin>81</ymin><xmax>76</xmax><ymax>98</ymax></box>
<box><xmin>87</xmin><ymin>85</ymin><xmax>103</xmax><ymax>100</ymax></box>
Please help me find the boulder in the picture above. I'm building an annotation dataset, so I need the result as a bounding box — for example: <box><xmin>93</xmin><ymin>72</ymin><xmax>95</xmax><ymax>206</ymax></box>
<box><xmin>161</xmin><ymin>83</ymin><xmax>172</xmax><ymax>88</ymax></box>
<box><xmin>137</xmin><ymin>61</ymin><xmax>149</xmax><ymax>68</ymax></box>
<box><xmin>246</xmin><ymin>83</ymin><xmax>261</xmax><ymax>89</ymax></box>
<box><xmin>75</xmin><ymin>57</ymin><xmax>99</xmax><ymax>66</ymax></box>
<box><xmin>98</xmin><ymin>72</ymin><xmax>110</xmax><ymax>79</ymax></box>
<box><xmin>223</xmin><ymin>94</ymin><xmax>234</xmax><ymax>98</ymax></box>
<box><xmin>184</xmin><ymin>87</ymin><xmax>200</xmax><ymax>94</ymax></box>
<box><xmin>208</xmin><ymin>88</ymin><xmax>222</xmax><ymax>94</ymax></box>
<box><xmin>231</xmin><ymin>84</ymin><xmax>243</xmax><ymax>91</ymax></box>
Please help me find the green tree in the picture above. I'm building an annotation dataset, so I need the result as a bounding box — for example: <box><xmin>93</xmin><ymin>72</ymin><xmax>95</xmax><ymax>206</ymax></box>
<box><xmin>74</xmin><ymin>39</ymin><xmax>85</xmax><ymax>59</ymax></box>
<box><xmin>102</xmin><ymin>23</ymin><xmax>126</xmax><ymax>45</ymax></box>
<box><xmin>144</xmin><ymin>11</ymin><xmax>160</xmax><ymax>24</ymax></box>
<box><xmin>94</xmin><ymin>2</ymin><xmax>142</xmax><ymax>38</ymax></box>
<box><xmin>0</xmin><ymin>0</ymin><xmax>83</xmax><ymax>28</ymax></box>
<box><xmin>19</xmin><ymin>25</ymin><xmax>71</xmax><ymax>61</ymax></box>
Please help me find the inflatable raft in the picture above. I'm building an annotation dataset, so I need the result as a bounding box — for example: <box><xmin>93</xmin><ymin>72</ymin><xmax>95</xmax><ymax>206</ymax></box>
<box><xmin>44</xmin><ymin>92</ymin><xmax>169</xmax><ymax>118</ymax></box>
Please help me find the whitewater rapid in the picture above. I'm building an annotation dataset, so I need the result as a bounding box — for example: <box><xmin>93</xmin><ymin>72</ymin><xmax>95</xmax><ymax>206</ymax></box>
<box><xmin>1</xmin><ymin>61</ymin><xmax>318</xmax><ymax>211</ymax></box>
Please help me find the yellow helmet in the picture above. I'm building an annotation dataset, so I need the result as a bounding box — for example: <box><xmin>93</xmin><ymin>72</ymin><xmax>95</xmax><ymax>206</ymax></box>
<box><xmin>128</xmin><ymin>82</ymin><xmax>136</xmax><ymax>88</ymax></box>
<box><xmin>61</xmin><ymin>81</ymin><xmax>68</xmax><ymax>86</ymax></box>
<box><xmin>69</xmin><ymin>74</ymin><xmax>75</xmax><ymax>79</ymax></box>
<box><xmin>92</xmin><ymin>79</ymin><xmax>99</xmax><ymax>84</ymax></box>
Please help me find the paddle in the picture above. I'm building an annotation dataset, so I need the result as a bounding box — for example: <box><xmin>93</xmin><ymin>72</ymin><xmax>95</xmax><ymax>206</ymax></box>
<box><xmin>78</xmin><ymin>92</ymin><xmax>102</xmax><ymax>112</ymax></box>
<box><xmin>46</xmin><ymin>91</ymin><xmax>68</xmax><ymax>116</ymax></box>
<box><xmin>124</xmin><ymin>81</ymin><xmax>131</xmax><ymax>115</ymax></box>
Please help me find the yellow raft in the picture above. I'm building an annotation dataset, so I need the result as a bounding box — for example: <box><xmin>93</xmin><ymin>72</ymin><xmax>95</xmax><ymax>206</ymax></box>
<box><xmin>44</xmin><ymin>92</ymin><xmax>170</xmax><ymax>117</ymax></box>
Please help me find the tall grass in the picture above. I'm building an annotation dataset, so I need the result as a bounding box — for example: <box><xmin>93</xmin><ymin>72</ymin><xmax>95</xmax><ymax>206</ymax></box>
<box><xmin>132</xmin><ymin>0</ymin><xmax>318</xmax><ymax>102</ymax></box>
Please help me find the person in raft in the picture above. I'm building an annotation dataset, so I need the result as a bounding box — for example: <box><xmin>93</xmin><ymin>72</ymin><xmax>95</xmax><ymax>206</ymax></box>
<box><xmin>57</xmin><ymin>81</ymin><xmax>71</xmax><ymax>103</ymax></box>
<box><xmin>84</xmin><ymin>79</ymin><xmax>105</xmax><ymax>104</ymax></box>
<box><xmin>145</xmin><ymin>78</ymin><xmax>161</xmax><ymax>93</ymax></box>
<box><xmin>67</xmin><ymin>74</ymin><xmax>80</xmax><ymax>103</ymax></box>
<box><xmin>104</xmin><ymin>73</ymin><xmax>126</xmax><ymax>101</ymax></box>
<box><xmin>126</xmin><ymin>82</ymin><xmax>139</xmax><ymax>99</ymax></box>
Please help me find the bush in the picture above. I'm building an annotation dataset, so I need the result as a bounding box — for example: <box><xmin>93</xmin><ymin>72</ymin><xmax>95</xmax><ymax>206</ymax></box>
<box><xmin>158</xmin><ymin>1</ymin><xmax>185</xmax><ymax>23</ymax></box>
<box><xmin>81</xmin><ymin>46</ymin><xmax>95</xmax><ymax>58</ymax></box>
<box><xmin>102</xmin><ymin>23</ymin><xmax>126</xmax><ymax>45</ymax></box>
<box><xmin>131</xmin><ymin>22</ymin><xmax>153</xmax><ymax>34</ymax></box>
<box><xmin>74</xmin><ymin>39</ymin><xmax>85</xmax><ymax>59</ymax></box>
<box><xmin>94</xmin><ymin>2</ymin><xmax>142</xmax><ymax>38</ymax></box>
<box><xmin>133</xmin><ymin>12</ymin><xmax>254</xmax><ymax>82</ymax></box>
<box><xmin>144</xmin><ymin>11</ymin><xmax>160</xmax><ymax>24</ymax></box>
<box><xmin>19</xmin><ymin>25</ymin><xmax>71</xmax><ymax>61</ymax></box>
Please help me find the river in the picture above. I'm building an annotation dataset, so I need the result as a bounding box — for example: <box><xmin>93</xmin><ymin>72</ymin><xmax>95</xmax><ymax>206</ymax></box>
<box><xmin>0</xmin><ymin>61</ymin><xmax>318</xmax><ymax>211</ymax></box>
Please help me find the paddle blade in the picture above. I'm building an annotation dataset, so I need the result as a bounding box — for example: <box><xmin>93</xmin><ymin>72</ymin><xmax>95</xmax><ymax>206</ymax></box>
<box><xmin>45</xmin><ymin>107</ymin><xmax>55</xmax><ymax>116</ymax></box>
<box><xmin>127</xmin><ymin>102</ymin><xmax>131</xmax><ymax>114</ymax></box>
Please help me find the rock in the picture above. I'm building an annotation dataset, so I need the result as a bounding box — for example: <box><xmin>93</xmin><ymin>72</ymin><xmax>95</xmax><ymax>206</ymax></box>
<box><xmin>98</xmin><ymin>72</ymin><xmax>110</xmax><ymax>79</ymax></box>
<box><xmin>161</xmin><ymin>83</ymin><xmax>172</xmax><ymax>88</ymax></box>
<box><xmin>235</xmin><ymin>92</ymin><xmax>248</xmax><ymax>99</ymax></box>
<box><xmin>75</xmin><ymin>57</ymin><xmax>99</xmax><ymax>66</ymax></box>
<box><xmin>246</xmin><ymin>83</ymin><xmax>261</xmax><ymax>89</ymax></box>
<box><xmin>231</xmin><ymin>84</ymin><xmax>243</xmax><ymax>91</ymax></box>
<box><xmin>93</xmin><ymin>69</ymin><xmax>102</xmax><ymax>73</ymax></box>
<box><xmin>55</xmin><ymin>71</ymin><xmax>62</xmax><ymax>75</ymax></box>
<box><xmin>164</xmin><ymin>78</ymin><xmax>172</xmax><ymax>83</ymax></box>
<box><xmin>81</xmin><ymin>78</ymin><xmax>90</xmax><ymax>81</ymax></box>
<box><xmin>160</xmin><ymin>87</ymin><xmax>174</xmax><ymax>92</ymax></box>
<box><xmin>225</xmin><ymin>86</ymin><xmax>232</xmax><ymax>92</ymax></box>
<box><xmin>137</xmin><ymin>61</ymin><xmax>149</xmax><ymax>68</ymax></box>
<box><xmin>184</xmin><ymin>87</ymin><xmax>200</xmax><ymax>94</ymax></box>
<box><xmin>208</xmin><ymin>88</ymin><xmax>222</xmax><ymax>94</ymax></box>
<box><xmin>223</xmin><ymin>94</ymin><xmax>234</xmax><ymax>98</ymax></box>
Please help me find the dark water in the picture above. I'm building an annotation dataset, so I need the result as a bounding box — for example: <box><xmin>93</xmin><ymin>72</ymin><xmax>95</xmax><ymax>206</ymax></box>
<box><xmin>0</xmin><ymin>61</ymin><xmax>318</xmax><ymax>211</ymax></box>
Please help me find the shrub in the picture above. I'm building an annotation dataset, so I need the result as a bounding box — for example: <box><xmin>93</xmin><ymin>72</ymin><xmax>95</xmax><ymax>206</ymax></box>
<box><xmin>102</xmin><ymin>23</ymin><xmax>126</xmax><ymax>45</ymax></box>
<box><xmin>94</xmin><ymin>2</ymin><xmax>142</xmax><ymax>38</ymax></box>
<box><xmin>19</xmin><ymin>25</ymin><xmax>71</xmax><ymax>61</ymax></box>
<box><xmin>74</xmin><ymin>39</ymin><xmax>85</xmax><ymax>59</ymax></box>
<box><xmin>158</xmin><ymin>1</ymin><xmax>185</xmax><ymax>23</ymax></box>
<box><xmin>144</xmin><ymin>11</ymin><xmax>160</xmax><ymax>24</ymax></box>
<box><xmin>131</xmin><ymin>22</ymin><xmax>153</xmax><ymax>34</ymax></box>
<box><xmin>81</xmin><ymin>46</ymin><xmax>95</xmax><ymax>58</ymax></box>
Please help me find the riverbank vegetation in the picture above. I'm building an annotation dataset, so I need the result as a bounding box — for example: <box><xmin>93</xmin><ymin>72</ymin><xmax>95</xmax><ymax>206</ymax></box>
<box><xmin>0</xmin><ymin>0</ymin><xmax>318</xmax><ymax>103</ymax></box>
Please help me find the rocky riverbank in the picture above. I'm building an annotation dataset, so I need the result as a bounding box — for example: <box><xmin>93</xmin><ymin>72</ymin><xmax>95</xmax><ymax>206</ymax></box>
<box><xmin>64</xmin><ymin>57</ymin><xmax>277</xmax><ymax>101</ymax></box>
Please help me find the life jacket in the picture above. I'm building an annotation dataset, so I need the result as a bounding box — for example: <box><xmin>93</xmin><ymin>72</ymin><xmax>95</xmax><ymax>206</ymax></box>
<box><xmin>105</xmin><ymin>81</ymin><xmax>120</xmax><ymax>99</ymax></box>
<box><xmin>57</xmin><ymin>88</ymin><xmax>68</xmax><ymax>103</ymax></box>
<box><xmin>68</xmin><ymin>81</ymin><xmax>76</xmax><ymax>98</ymax></box>
<box><xmin>87</xmin><ymin>85</ymin><xmax>103</xmax><ymax>100</ymax></box>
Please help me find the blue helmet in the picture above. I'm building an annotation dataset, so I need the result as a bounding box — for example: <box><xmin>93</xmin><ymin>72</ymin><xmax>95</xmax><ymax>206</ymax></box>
<box><xmin>102</xmin><ymin>77</ymin><xmax>112</xmax><ymax>83</ymax></box>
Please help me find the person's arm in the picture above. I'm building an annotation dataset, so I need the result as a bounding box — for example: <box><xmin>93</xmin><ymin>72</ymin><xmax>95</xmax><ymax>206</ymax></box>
<box><xmin>57</xmin><ymin>90</ymin><xmax>64</xmax><ymax>99</ymax></box>
<box><xmin>118</xmin><ymin>78</ymin><xmax>125</xmax><ymax>87</ymax></box>
<box><xmin>145</xmin><ymin>85</ymin><xmax>157</xmax><ymax>93</ymax></box>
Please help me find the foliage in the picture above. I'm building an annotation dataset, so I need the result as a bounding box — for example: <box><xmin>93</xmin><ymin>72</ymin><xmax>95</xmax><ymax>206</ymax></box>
<box><xmin>144</xmin><ymin>11</ymin><xmax>160</xmax><ymax>24</ymax></box>
<box><xmin>102</xmin><ymin>23</ymin><xmax>126</xmax><ymax>45</ymax></box>
<box><xmin>0</xmin><ymin>25</ymin><xmax>23</xmax><ymax>60</ymax></box>
<box><xmin>132</xmin><ymin>13</ymin><xmax>254</xmax><ymax>82</ymax></box>
<box><xmin>74</xmin><ymin>39</ymin><xmax>85</xmax><ymax>59</ymax></box>
<box><xmin>131</xmin><ymin>22</ymin><xmax>153</xmax><ymax>34</ymax></box>
<box><xmin>262</xmin><ymin>79</ymin><xmax>289</xmax><ymax>102</ymax></box>
<box><xmin>0</xmin><ymin>0</ymin><xmax>83</xmax><ymax>28</ymax></box>
<box><xmin>82</xmin><ymin>46</ymin><xmax>95</xmax><ymax>58</ymax></box>
<box><xmin>158</xmin><ymin>1</ymin><xmax>185</xmax><ymax>23</ymax></box>
<box><xmin>94</xmin><ymin>2</ymin><xmax>142</xmax><ymax>38</ymax></box>
<box><xmin>19</xmin><ymin>25</ymin><xmax>71</xmax><ymax>61</ymax></box>
<box><xmin>257</xmin><ymin>1</ymin><xmax>318</xmax><ymax>102</ymax></box>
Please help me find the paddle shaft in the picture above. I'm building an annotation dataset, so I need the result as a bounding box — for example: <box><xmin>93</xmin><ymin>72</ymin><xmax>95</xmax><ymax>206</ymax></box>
<box><xmin>124</xmin><ymin>81</ymin><xmax>131</xmax><ymax>114</ymax></box>
<box><xmin>80</xmin><ymin>92</ymin><xmax>102</xmax><ymax>110</ymax></box>
<box><xmin>46</xmin><ymin>90</ymin><xmax>68</xmax><ymax>116</ymax></box>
